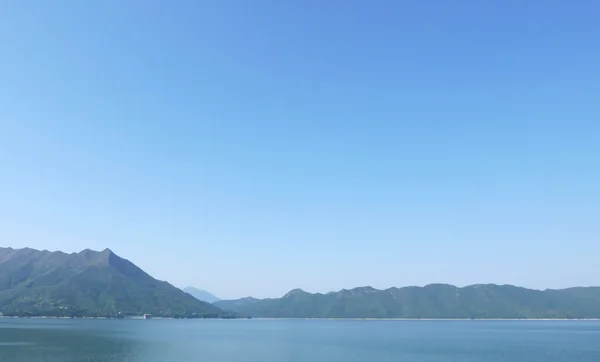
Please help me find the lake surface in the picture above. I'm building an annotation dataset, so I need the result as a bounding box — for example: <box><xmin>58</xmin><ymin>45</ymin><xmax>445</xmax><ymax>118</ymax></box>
<box><xmin>1</xmin><ymin>319</ymin><xmax>600</xmax><ymax>362</ymax></box>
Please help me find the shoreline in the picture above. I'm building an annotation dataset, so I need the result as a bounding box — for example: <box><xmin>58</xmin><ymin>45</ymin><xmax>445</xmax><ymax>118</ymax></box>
<box><xmin>250</xmin><ymin>317</ymin><xmax>600</xmax><ymax>321</ymax></box>
<box><xmin>1</xmin><ymin>316</ymin><xmax>598</xmax><ymax>321</ymax></box>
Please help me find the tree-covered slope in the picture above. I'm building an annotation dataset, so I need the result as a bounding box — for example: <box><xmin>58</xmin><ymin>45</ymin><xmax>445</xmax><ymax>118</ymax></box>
<box><xmin>215</xmin><ymin>284</ymin><xmax>600</xmax><ymax>319</ymax></box>
<box><xmin>0</xmin><ymin>247</ymin><xmax>231</xmax><ymax>318</ymax></box>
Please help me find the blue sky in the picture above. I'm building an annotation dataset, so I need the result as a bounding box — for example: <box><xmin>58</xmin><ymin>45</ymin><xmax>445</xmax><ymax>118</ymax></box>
<box><xmin>1</xmin><ymin>1</ymin><xmax>598</xmax><ymax>299</ymax></box>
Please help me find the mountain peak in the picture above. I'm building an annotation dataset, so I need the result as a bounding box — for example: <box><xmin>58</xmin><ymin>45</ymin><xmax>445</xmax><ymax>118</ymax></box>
<box><xmin>76</xmin><ymin>248</ymin><xmax>117</xmax><ymax>266</ymax></box>
<box><xmin>337</xmin><ymin>286</ymin><xmax>379</xmax><ymax>297</ymax></box>
<box><xmin>351</xmin><ymin>286</ymin><xmax>378</xmax><ymax>293</ymax></box>
<box><xmin>77</xmin><ymin>248</ymin><xmax>113</xmax><ymax>256</ymax></box>
<box><xmin>183</xmin><ymin>287</ymin><xmax>220</xmax><ymax>303</ymax></box>
<box><xmin>283</xmin><ymin>288</ymin><xmax>308</xmax><ymax>298</ymax></box>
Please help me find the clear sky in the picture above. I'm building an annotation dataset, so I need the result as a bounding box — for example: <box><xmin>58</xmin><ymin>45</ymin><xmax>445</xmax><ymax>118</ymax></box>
<box><xmin>1</xmin><ymin>1</ymin><xmax>598</xmax><ymax>299</ymax></box>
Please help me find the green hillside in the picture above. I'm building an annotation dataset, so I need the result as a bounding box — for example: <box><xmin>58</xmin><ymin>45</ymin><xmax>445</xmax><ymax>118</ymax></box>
<box><xmin>0</xmin><ymin>247</ymin><xmax>232</xmax><ymax>318</ymax></box>
<box><xmin>214</xmin><ymin>284</ymin><xmax>600</xmax><ymax>319</ymax></box>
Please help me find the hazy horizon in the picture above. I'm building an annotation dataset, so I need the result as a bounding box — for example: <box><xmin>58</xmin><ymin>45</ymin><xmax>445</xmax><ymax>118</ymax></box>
<box><xmin>2</xmin><ymin>2</ymin><xmax>598</xmax><ymax>301</ymax></box>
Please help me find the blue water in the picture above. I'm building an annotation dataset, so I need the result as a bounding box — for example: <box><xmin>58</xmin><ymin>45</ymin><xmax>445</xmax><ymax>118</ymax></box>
<box><xmin>1</xmin><ymin>319</ymin><xmax>599</xmax><ymax>361</ymax></box>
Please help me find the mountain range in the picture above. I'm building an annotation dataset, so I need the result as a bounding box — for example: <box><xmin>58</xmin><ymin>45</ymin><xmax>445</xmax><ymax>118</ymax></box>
<box><xmin>4</xmin><ymin>246</ymin><xmax>600</xmax><ymax>319</ymax></box>
<box><xmin>214</xmin><ymin>284</ymin><xmax>600</xmax><ymax>319</ymax></box>
<box><xmin>0</xmin><ymin>247</ymin><xmax>233</xmax><ymax>318</ymax></box>
<box><xmin>183</xmin><ymin>287</ymin><xmax>220</xmax><ymax>303</ymax></box>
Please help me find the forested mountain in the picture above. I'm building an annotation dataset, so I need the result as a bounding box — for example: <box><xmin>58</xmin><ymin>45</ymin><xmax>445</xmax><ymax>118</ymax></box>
<box><xmin>215</xmin><ymin>284</ymin><xmax>600</xmax><ymax>319</ymax></box>
<box><xmin>0</xmin><ymin>247</ymin><xmax>232</xmax><ymax>318</ymax></box>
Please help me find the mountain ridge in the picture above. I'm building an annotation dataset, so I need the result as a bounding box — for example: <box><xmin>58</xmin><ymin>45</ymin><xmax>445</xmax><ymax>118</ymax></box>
<box><xmin>214</xmin><ymin>284</ymin><xmax>600</xmax><ymax>319</ymax></box>
<box><xmin>0</xmin><ymin>247</ymin><xmax>233</xmax><ymax>318</ymax></box>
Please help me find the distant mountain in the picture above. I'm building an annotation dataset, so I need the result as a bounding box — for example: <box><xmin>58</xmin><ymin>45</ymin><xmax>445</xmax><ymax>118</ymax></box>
<box><xmin>183</xmin><ymin>287</ymin><xmax>220</xmax><ymax>303</ymax></box>
<box><xmin>0</xmin><ymin>247</ymin><xmax>234</xmax><ymax>318</ymax></box>
<box><xmin>214</xmin><ymin>284</ymin><xmax>600</xmax><ymax>319</ymax></box>
<box><xmin>214</xmin><ymin>297</ymin><xmax>259</xmax><ymax>310</ymax></box>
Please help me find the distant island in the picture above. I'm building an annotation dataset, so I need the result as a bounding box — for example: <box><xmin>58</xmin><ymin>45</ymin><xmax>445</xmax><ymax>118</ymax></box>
<box><xmin>214</xmin><ymin>285</ymin><xmax>600</xmax><ymax>319</ymax></box>
<box><xmin>0</xmin><ymin>247</ymin><xmax>236</xmax><ymax>319</ymax></box>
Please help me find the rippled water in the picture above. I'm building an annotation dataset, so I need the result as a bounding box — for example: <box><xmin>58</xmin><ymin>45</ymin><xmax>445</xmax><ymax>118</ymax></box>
<box><xmin>1</xmin><ymin>318</ymin><xmax>599</xmax><ymax>362</ymax></box>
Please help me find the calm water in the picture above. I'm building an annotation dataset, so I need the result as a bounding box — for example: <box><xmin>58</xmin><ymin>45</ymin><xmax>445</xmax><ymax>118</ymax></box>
<box><xmin>1</xmin><ymin>319</ymin><xmax>599</xmax><ymax>362</ymax></box>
